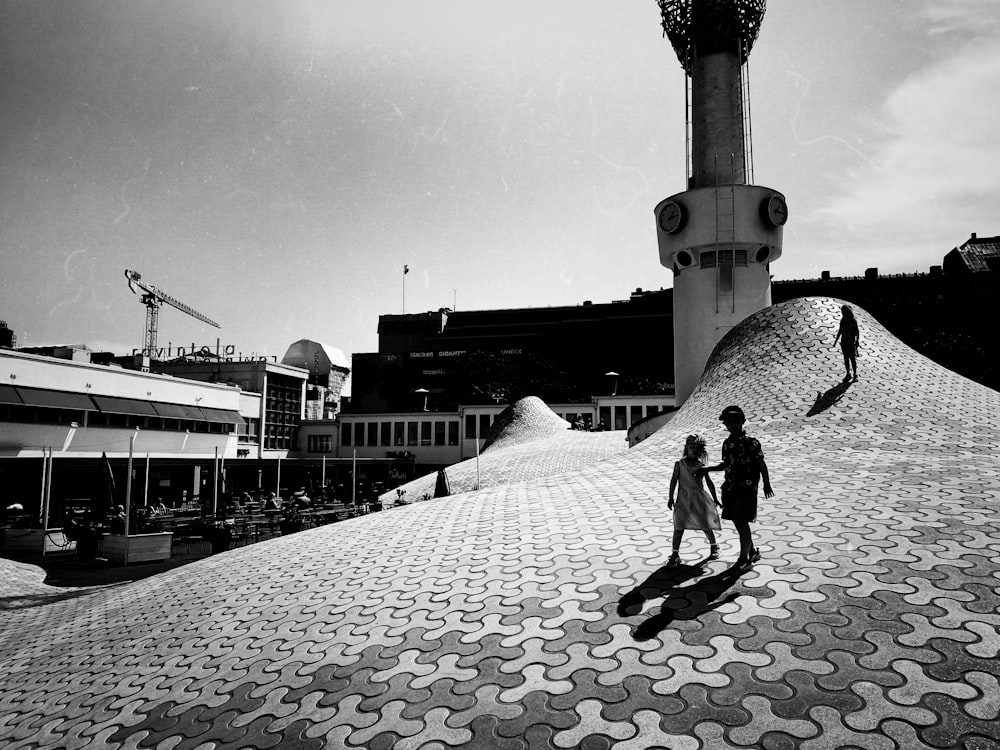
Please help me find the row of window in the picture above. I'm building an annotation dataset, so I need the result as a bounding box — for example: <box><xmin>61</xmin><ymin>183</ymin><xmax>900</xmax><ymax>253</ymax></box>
<box><xmin>262</xmin><ymin>379</ymin><xmax>301</xmax><ymax>451</ymax></box>
<box><xmin>597</xmin><ymin>404</ymin><xmax>667</xmax><ymax>431</ymax></box>
<box><xmin>264</xmin><ymin>424</ymin><xmax>296</xmax><ymax>451</ymax></box>
<box><xmin>307</xmin><ymin>435</ymin><xmax>333</xmax><ymax>453</ymax></box>
<box><xmin>0</xmin><ymin>404</ymin><xmax>240</xmax><ymax>434</ymax></box>
<box><xmin>339</xmin><ymin>419</ymin><xmax>464</xmax><ymax>449</ymax></box>
<box><xmin>335</xmin><ymin>406</ymin><xmax>668</xmax><ymax>450</ymax></box>
<box><xmin>700</xmin><ymin>249</ymin><xmax>749</xmax><ymax>269</ymax></box>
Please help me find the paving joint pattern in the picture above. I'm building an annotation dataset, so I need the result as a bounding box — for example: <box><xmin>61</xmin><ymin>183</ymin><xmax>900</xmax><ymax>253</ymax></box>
<box><xmin>1</xmin><ymin>297</ymin><xmax>999</xmax><ymax>749</ymax></box>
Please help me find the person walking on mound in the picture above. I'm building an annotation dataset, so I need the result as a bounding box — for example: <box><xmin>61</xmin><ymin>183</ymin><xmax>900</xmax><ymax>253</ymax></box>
<box><xmin>833</xmin><ymin>304</ymin><xmax>860</xmax><ymax>381</ymax></box>
<box><xmin>701</xmin><ymin>405</ymin><xmax>773</xmax><ymax>569</ymax></box>
<box><xmin>666</xmin><ymin>434</ymin><xmax>722</xmax><ymax>565</ymax></box>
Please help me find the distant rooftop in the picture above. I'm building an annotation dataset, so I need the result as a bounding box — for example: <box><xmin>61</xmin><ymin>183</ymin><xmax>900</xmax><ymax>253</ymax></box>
<box><xmin>952</xmin><ymin>233</ymin><xmax>1000</xmax><ymax>272</ymax></box>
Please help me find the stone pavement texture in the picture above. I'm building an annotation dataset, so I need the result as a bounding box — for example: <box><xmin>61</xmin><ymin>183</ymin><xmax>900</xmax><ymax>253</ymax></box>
<box><xmin>383</xmin><ymin>397</ymin><xmax>629</xmax><ymax>504</ymax></box>
<box><xmin>2</xmin><ymin>296</ymin><xmax>999</xmax><ymax>750</ymax></box>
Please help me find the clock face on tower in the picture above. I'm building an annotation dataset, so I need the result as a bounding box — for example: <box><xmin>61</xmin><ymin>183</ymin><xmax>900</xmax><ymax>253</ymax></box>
<box><xmin>763</xmin><ymin>194</ymin><xmax>788</xmax><ymax>227</ymax></box>
<box><xmin>659</xmin><ymin>201</ymin><xmax>685</xmax><ymax>233</ymax></box>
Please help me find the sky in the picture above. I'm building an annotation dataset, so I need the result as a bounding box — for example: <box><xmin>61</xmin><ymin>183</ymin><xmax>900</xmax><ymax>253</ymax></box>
<box><xmin>1</xmin><ymin>0</ymin><xmax>998</xmax><ymax>363</ymax></box>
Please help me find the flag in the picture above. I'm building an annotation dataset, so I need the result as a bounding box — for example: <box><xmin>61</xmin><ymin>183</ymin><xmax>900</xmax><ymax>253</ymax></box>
<box><xmin>403</xmin><ymin>265</ymin><xmax>409</xmax><ymax>275</ymax></box>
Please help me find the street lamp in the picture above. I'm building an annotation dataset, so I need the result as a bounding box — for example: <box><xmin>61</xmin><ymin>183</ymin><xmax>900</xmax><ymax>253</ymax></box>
<box><xmin>414</xmin><ymin>388</ymin><xmax>429</xmax><ymax>412</ymax></box>
<box><xmin>605</xmin><ymin>371</ymin><xmax>619</xmax><ymax>397</ymax></box>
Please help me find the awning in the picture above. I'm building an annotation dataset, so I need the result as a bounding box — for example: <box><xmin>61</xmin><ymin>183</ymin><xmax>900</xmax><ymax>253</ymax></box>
<box><xmin>15</xmin><ymin>387</ymin><xmax>94</xmax><ymax>410</ymax></box>
<box><xmin>91</xmin><ymin>395</ymin><xmax>159</xmax><ymax>416</ymax></box>
<box><xmin>152</xmin><ymin>402</ymin><xmax>205</xmax><ymax>420</ymax></box>
<box><xmin>0</xmin><ymin>385</ymin><xmax>22</xmax><ymax>405</ymax></box>
<box><xmin>198</xmin><ymin>407</ymin><xmax>246</xmax><ymax>425</ymax></box>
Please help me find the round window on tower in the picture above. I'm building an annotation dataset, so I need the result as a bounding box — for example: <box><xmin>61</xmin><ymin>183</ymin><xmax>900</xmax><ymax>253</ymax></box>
<box><xmin>755</xmin><ymin>245</ymin><xmax>771</xmax><ymax>263</ymax></box>
<box><xmin>676</xmin><ymin>250</ymin><xmax>694</xmax><ymax>268</ymax></box>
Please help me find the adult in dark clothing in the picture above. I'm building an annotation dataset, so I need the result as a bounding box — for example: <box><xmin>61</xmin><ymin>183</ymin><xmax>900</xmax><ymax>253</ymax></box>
<box><xmin>832</xmin><ymin>304</ymin><xmax>860</xmax><ymax>381</ymax></box>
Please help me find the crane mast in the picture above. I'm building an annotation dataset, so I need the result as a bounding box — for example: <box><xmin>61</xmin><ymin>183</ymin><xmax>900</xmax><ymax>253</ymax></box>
<box><xmin>124</xmin><ymin>269</ymin><xmax>220</xmax><ymax>358</ymax></box>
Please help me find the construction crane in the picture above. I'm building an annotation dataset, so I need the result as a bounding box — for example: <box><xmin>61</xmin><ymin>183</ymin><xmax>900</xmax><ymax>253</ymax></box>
<box><xmin>124</xmin><ymin>269</ymin><xmax>220</xmax><ymax>357</ymax></box>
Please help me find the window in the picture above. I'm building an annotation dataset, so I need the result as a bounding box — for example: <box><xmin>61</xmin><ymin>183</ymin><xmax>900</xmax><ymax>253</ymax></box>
<box><xmin>238</xmin><ymin>417</ymin><xmax>259</xmax><ymax>443</ymax></box>
<box><xmin>614</xmin><ymin>406</ymin><xmax>627</xmax><ymax>431</ymax></box>
<box><xmin>599</xmin><ymin>406</ymin><xmax>611</xmax><ymax>429</ymax></box>
<box><xmin>421</xmin><ymin>422</ymin><xmax>432</xmax><ymax>446</ymax></box>
<box><xmin>630</xmin><ymin>406</ymin><xmax>643</xmax><ymax>425</ymax></box>
<box><xmin>700</xmin><ymin>249</ymin><xmax>748</xmax><ymax>268</ymax></box>
<box><xmin>354</xmin><ymin>423</ymin><xmax>365</xmax><ymax>445</ymax></box>
<box><xmin>407</xmin><ymin>422</ymin><xmax>418</xmax><ymax>446</ymax></box>
<box><xmin>448</xmin><ymin>421</ymin><xmax>459</xmax><ymax>446</ymax></box>
<box><xmin>394</xmin><ymin>421</ymin><xmax>404</xmax><ymax>446</ymax></box>
<box><xmin>380</xmin><ymin>422</ymin><xmax>391</xmax><ymax>446</ymax></box>
<box><xmin>699</xmin><ymin>249</ymin><xmax>747</xmax><ymax>295</ymax></box>
<box><xmin>479</xmin><ymin>414</ymin><xmax>491</xmax><ymax>438</ymax></box>
<box><xmin>465</xmin><ymin>414</ymin><xmax>476</xmax><ymax>439</ymax></box>
<box><xmin>341</xmin><ymin>423</ymin><xmax>352</xmax><ymax>446</ymax></box>
<box><xmin>307</xmin><ymin>435</ymin><xmax>332</xmax><ymax>453</ymax></box>
<box><xmin>367</xmin><ymin>422</ymin><xmax>378</xmax><ymax>447</ymax></box>
<box><xmin>434</xmin><ymin>421</ymin><xmax>445</xmax><ymax>446</ymax></box>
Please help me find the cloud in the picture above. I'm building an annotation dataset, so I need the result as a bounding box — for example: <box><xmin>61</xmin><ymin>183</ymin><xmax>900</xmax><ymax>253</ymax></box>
<box><xmin>919</xmin><ymin>0</ymin><xmax>1000</xmax><ymax>35</ymax></box>
<box><xmin>815</xmin><ymin>31</ymin><xmax>1000</xmax><ymax>243</ymax></box>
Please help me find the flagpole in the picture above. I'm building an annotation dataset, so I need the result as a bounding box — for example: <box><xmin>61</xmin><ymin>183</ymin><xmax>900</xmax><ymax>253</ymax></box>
<box><xmin>402</xmin><ymin>264</ymin><xmax>409</xmax><ymax>314</ymax></box>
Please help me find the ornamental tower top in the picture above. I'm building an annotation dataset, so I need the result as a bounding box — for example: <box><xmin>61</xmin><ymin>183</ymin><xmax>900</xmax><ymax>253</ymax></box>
<box><xmin>657</xmin><ymin>0</ymin><xmax>766</xmax><ymax>188</ymax></box>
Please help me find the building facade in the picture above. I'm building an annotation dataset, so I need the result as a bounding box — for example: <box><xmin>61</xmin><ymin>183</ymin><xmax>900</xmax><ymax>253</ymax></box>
<box><xmin>0</xmin><ymin>347</ymin><xmax>250</xmax><ymax>521</ymax></box>
<box><xmin>281</xmin><ymin>339</ymin><xmax>351</xmax><ymax>421</ymax></box>
<box><xmin>295</xmin><ymin>394</ymin><xmax>674</xmax><ymax>473</ymax></box>
<box><xmin>151</xmin><ymin>358</ymin><xmax>308</xmax><ymax>457</ymax></box>
<box><xmin>350</xmin><ymin>288</ymin><xmax>675</xmax><ymax>415</ymax></box>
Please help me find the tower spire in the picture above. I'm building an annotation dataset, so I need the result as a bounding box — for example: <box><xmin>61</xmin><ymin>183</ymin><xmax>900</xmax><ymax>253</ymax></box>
<box><xmin>653</xmin><ymin>0</ymin><xmax>787</xmax><ymax>405</ymax></box>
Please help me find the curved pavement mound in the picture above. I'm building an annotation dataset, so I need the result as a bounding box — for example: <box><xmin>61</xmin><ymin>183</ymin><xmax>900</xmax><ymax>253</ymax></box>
<box><xmin>383</xmin><ymin>398</ymin><xmax>624</xmax><ymax>503</ymax></box>
<box><xmin>481</xmin><ymin>396</ymin><xmax>569</xmax><ymax>452</ymax></box>
<box><xmin>2</xmin><ymin>296</ymin><xmax>999</xmax><ymax>750</ymax></box>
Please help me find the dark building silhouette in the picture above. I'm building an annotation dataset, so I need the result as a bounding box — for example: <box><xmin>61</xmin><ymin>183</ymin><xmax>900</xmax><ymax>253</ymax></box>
<box><xmin>0</xmin><ymin>321</ymin><xmax>17</xmax><ymax>349</ymax></box>
<box><xmin>349</xmin><ymin>234</ymin><xmax>999</xmax><ymax>413</ymax></box>
<box><xmin>349</xmin><ymin>289</ymin><xmax>674</xmax><ymax>414</ymax></box>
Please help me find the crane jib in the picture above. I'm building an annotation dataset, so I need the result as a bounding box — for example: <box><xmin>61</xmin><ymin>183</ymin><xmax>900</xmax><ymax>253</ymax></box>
<box><xmin>124</xmin><ymin>268</ymin><xmax>220</xmax><ymax>356</ymax></box>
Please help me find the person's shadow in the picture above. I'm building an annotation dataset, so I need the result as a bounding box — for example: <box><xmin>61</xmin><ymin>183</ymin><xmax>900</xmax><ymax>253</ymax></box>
<box><xmin>618</xmin><ymin>561</ymin><xmax>744</xmax><ymax>641</ymax></box>
<box><xmin>806</xmin><ymin>378</ymin><xmax>853</xmax><ymax>417</ymax></box>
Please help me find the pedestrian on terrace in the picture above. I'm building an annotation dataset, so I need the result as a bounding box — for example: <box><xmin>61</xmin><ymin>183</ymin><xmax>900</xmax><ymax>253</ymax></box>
<box><xmin>701</xmin><ymin>405</ymin><xmax>773</xmax><ymax>569</ymax></box>
<box><xmin>832</xmin><ymin>304</ymin><xmax>860</xmax><ymax>381</ymax></box>
<box><xmin>666</xmin><ymin>434</ymin><xmax>721</xmax><ymax>565</ymax></box>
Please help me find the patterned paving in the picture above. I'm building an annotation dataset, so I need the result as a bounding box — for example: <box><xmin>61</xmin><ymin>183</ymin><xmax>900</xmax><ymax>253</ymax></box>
<box><xmin>2</xmin><ymin>296</ymin><xmax>999</xmax><ymax>750</ymax></box>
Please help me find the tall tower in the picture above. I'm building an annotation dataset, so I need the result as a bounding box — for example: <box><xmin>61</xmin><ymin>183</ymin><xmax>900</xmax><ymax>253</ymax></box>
<box><xmin>653</xmin><ymin>0</ymin><xmax>787</xmax><ymax>405</ymax></box>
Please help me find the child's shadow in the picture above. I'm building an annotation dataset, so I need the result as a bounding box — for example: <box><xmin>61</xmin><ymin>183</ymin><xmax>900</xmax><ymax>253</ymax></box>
<box><xmin>806</xmin><ymin>378</ymin><xmax>853</xmax><ymax>417</ymax></box>
<box><xmin>618</xmin><ymin>561</ymin><xmax>744</xmax><ymax>641</ymax></box>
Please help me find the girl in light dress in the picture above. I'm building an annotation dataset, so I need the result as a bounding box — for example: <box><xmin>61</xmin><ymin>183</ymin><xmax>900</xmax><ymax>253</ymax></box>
<box><xmin>667</xmin><ymin>434</ymin><xmax>722</xmax><ymax>565</ymax></box>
